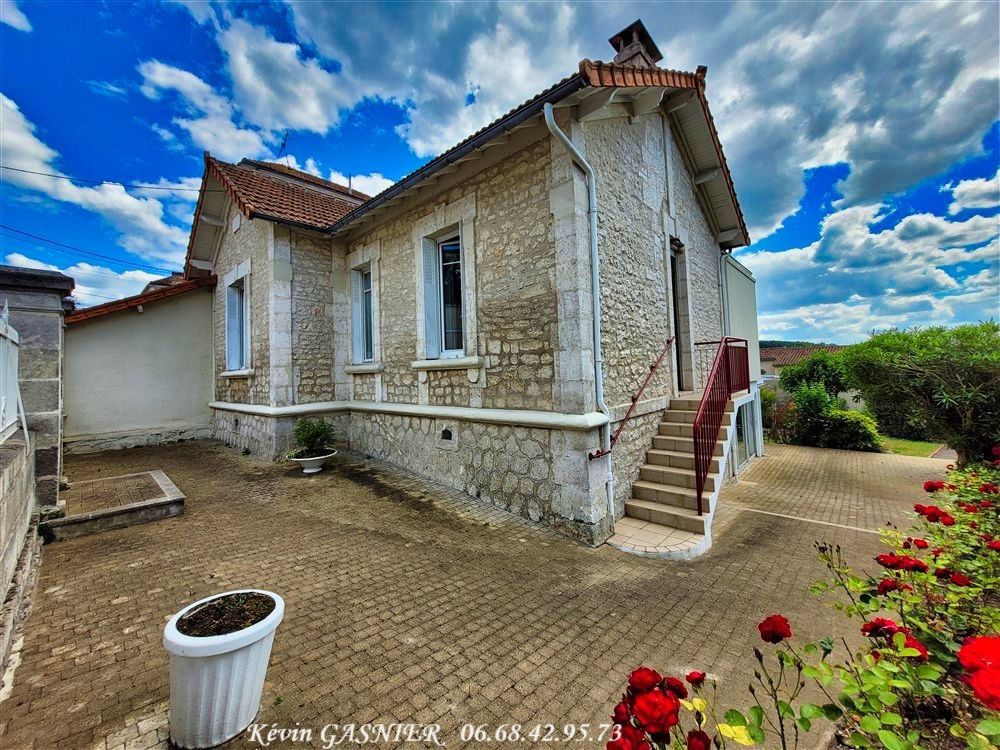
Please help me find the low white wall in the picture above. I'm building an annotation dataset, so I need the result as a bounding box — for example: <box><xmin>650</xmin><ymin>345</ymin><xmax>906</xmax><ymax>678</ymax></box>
<box><xmin>64</xmin><ymin>290</ymin><xmax>213</xmax><ymax>452</ymax></box>
<box><xmin>724</xmin><ymin>256</ymin><xmax>761</xmax><ymax>381</ymax></box>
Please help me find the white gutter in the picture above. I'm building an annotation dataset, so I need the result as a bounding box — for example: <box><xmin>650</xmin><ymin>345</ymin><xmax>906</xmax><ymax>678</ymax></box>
<box><xmin>542</xmin><ymin>103</ymin><xmax>615</xmax><ymax>522</ymax></box>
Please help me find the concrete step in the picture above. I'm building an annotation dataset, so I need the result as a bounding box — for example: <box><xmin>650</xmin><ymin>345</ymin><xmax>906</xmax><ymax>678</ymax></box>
<box><xmin>663</xmin><ymin>410</ymin><xmax>698</xmax><ymax>424</ymax></box>
<box><xmin>657</xmin><ymin>418</ymin><xmax>734</xmax><ymax>439</ymax></box>
<box><xmin>633</xmin><ymin>479</ymin><xmax>701</xmax><ymax>509</ymax></box>
<box><xmin>639</xmin><ymin>464</ymin><xmax>718</xmax><ymax>492</ymax></box>
<box><xmin>670</xmin><ymin>396</ymin><xmax>738</xmax><ymax>412</ymax></box>
<box><xmin>645</xmin><ymin>449</ymin><xmax>721</xmax><ymax>472</ymax></box>
<box><xmin>624</xmin><ymin>499</ymin><xmax>710</xmax><ymax>534</ymax></box>
<box><xmin>651</xmin><ymin>435</ymin><xmax>726</xmax><ymax>456</ymax></box>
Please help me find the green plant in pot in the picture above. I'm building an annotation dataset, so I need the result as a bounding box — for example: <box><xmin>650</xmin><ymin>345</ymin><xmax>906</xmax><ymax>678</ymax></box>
<box><xmin>286</xmin><ymin>418</ymin><xmax>337</xmax><ymax>474</ymax></box>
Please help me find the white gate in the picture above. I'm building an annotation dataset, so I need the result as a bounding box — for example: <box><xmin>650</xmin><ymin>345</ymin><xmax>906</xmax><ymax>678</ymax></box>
<box><xmin>0</xmin><ymin>301</ymin><xmax>28</xmax><ymax>443</ymax></box>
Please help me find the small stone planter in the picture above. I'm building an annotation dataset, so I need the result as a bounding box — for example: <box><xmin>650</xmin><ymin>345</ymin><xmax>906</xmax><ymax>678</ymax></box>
<box><xmin>289</xmin><ymin>449</ymin><xmax>337</xmax><ymax>474</ymax></box>
<box><xmin>163</xmin><ymin>590</ymin><xmax>284</xmax><ymax>749</ymax></box>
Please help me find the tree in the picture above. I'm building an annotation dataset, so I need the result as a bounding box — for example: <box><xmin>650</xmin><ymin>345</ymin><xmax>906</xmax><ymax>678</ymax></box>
<box><xmin>778</xmin><ymin>350</ymin><xmax>849</xmax><ymax>397</ymax></box>
<box><xmin>842</xmin><ymin>323</ymin><xmax>1000</xmax><ymax>466</ymax></box>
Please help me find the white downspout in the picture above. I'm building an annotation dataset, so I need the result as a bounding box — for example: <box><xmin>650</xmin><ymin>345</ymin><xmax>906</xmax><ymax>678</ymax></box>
<box><xmin>543</xmin><ymin>103</ymin><xmax>615</xmax><ymax>522</ymax></box>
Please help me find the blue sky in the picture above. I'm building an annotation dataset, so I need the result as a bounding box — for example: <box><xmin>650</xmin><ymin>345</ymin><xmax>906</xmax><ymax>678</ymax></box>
<box><xmin>1</xmin><ymin>1</ymin><xmax>997</xmax><ymax>342</ymax></box>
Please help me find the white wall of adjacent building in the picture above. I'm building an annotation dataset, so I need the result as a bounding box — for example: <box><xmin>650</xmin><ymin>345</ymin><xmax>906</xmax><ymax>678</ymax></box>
<box><xmin>723</xmin><ymin>255</ymin><xmax>762</xmax><ymax>382</ymax></box>
<box><xmin>64</xmin><ymin>289</ymin><xmax>213</xmax><ymax>453</ymax></box>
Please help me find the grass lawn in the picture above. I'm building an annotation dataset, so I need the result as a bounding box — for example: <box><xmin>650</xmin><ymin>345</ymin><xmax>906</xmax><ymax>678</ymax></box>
<box><xmin>882</xmin><ymin>437</ymin><xmax>944</xmax><ymax>458</ymax></box>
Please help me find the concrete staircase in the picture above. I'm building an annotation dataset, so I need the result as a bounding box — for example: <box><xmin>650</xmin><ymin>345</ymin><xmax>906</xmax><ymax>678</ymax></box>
<box><xmin>621</xmin><ymin>394</ymin><xmax>738</xmax><ymax>541</ymax></box>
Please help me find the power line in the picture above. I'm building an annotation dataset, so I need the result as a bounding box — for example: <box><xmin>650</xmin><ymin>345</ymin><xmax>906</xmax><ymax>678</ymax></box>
<box><xmin>0</xmin><ymin>165</ymin><xmax>223</xmax><ymax>193</ymax></box>
<box><xmin>0</xmin><ymin>225</ymin><xmax>176</xmax><ymax>274</ymax></box>
<box><xmin>1</xmin><ymin>244</ymin><xmax>162</xmax><ymax>282</ymax></box>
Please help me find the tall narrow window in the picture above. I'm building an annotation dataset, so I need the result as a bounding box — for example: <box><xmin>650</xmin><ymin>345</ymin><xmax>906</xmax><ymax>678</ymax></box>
<box><xmin>360</xmin><ymin>267</ymin><xmax>374</xmax><ymax>362</ymax></box>
<box><xmin>225</xmin><ymin>276</ymin><xmax>249</xmax><ymax>371</ymax></box>
<box><xmin>438</xmin><ymin>237</ymin><xmax>463</xmax><ymax>354</ymax></box>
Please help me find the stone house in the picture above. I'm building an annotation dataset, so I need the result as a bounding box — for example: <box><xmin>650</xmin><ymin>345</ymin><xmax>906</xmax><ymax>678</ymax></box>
<box><xmin>181</xmin><ymin>21</ymin><xmax>765</xmax><ymax>554</ymax></box>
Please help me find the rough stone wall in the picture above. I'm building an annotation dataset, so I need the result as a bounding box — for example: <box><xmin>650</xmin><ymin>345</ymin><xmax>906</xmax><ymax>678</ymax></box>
<box><xmin>347</xmin><ymin>411</ymin><xmax>607</xmax><ymax>544</ymax></box>
<box><xmin>427</xmin><ymin>370</ymin><xmax>470</xmax><ymax>407</ymax></box>
<box><xmin>212</xmin><ymin>214</ymin><xmax>272</xmax><ymax>405</ymax></box>
<box><xmin>0</xmin><ymin>269</ymin><xmax>73</xmax><ymax>507</ymax></box>
<box><xmin>344</xmin><ymin>138</ymin><xmax>557</xmax><ymax>410</ymax></box>
<box><xmin>290</xmin><ymin>230</ymin><xmax>335</xmax><ymax>403</ymax></box>
<box><xmin>352</xmin><ymin>374</ymin><xmax>377</xmax><ymax>402</ymax></box>
<box><xmin>610</xmin><ymin>409</ymin><xmax>663</xmax><ymax>512</ymax></box>
<box><xmin>0</xmin><ymin>435</ymin><xmax>34</xmax><ymax>612</ymax></box>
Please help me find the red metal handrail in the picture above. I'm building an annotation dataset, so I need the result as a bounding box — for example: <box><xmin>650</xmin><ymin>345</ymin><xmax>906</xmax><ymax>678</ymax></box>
<box><xmin>589</xmin><ymin>335</ymin><xmax>675</xmax><ymax>460</ymax></box>
<box><xmin>692</xmin><ymin>338</ymin><xmax>749</xmax><ymax>514</ymax></box>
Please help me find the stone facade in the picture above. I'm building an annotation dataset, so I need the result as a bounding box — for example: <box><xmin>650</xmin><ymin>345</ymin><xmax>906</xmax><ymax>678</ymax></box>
<box><xmin>0</xmin><ymin>265</ymin><xmax>74</xmax><ymax>508</ymax></box>
<box><xmin>0</xmin><ymin>434</ymin><xmax>37</xmax><ymax>675</ymax></box>
<box><xmin>208</xmin><ymin>107</ymin><xmax>741</xmax><ymax>545</ymax></box>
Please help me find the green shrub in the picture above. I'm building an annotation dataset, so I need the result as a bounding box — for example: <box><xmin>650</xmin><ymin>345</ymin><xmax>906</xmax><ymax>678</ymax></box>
<box><xmin>779</xmin><ymin>349</ymin><xmax>849</xmax><ymax>396</ymax></box>
<box><xmin>843</xmin><ymin>322</ymin><xmax>1000</xmax><ymax>466</ymax></box>
<box><xmin>821</xmin><ymin>409</ymin><xmax>882</xmax><ymax>452</ymax></box>
<box><xmin>760</xmin><ymin>388</ymin><xmax>776</xmax><ymax>429</ymax></box>
<box><xmin>292</xmin><ymin>418</ymin><xmax>334</xmax><ymax>454</ymax></box>
<box><xmin>793</xmin><ymin>383</ymin><xmax>834</xmax><ymax>446</ymax></box>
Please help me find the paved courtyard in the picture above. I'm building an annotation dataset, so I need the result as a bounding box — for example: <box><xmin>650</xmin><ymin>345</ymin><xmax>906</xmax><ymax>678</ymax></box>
<box><xmin>0</xmin><ymin>442</ymin><xmax>948</xmax><ymax>749</ymax></box>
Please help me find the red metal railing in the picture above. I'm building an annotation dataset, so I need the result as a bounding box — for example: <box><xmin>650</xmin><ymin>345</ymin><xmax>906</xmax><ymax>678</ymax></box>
<box><xmin>692</xmin><ymin>338</ymin><xmax>750</xmax><ymax>514</ymax></box>
<box><xmin>589</xmin><ymin>336</ymin><xmax>675</xmax><ymax>460</ymax></box>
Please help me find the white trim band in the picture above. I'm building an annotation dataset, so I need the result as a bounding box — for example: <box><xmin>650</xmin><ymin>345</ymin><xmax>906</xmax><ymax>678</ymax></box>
<box><xmin>411</xmin><ymin>355</ymin><xmax>484</xmax><ymax>372</ymax></box>
<box><xmin>345</xmin><ymin>362</ymin><xmax>384</xmax><ymax>374</ymax></box>
<box><xmin>209</xmin><ymin>400</ymin><xmax>609</xmax><ymax>431</ymax></box>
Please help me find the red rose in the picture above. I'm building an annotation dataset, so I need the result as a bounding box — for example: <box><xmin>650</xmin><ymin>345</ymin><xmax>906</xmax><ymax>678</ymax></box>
<box><xmin>988</xmin><ymin>540</ymin><xmax>1000</xmax><ymax>552</ymax></box>
<box><xmin>913</xmin><ymin>538</ymin><xmax>929</xmax><ymax>549</ymax></box>
<box><xmin>900</xmin><ymin>557</ymin><xmax>928</xmax><ymax>573</ymax></box>
<box><xmin>632</xmin><ymin>688</ymin><xmax>680</xmax><ymax>735</ymax></box>
<box><xmin>959</xmin><ymin>635</ymin><xmax>1000</xmax><ymax>672</ymax></box>
<box><xmin>966</xmin><ymin>668</ymin><xmax>1000</xmax><ymax>711</ymax></box>
<box><xmin>877</xmin><ymin>578</ymin><xmax>912</xmax><ymax>595</ymax></box>
<box><xmin>934</xmin><ymin>567</ymin><xmax>951</xmax><ymax>578</ymax></box>
<box><xmin>758</xmin><ymin>614</ymin><xmax>792</xmax><ymax>644</ymax></box>
<box><xmin>608</xmin><ymin>723</ymin><xmax>650</xmax><ymax>750</ymax></box>
<box><xmin>612</xmin><ymin>700</ymin><xmax>631</xmax><ymax>724</ymax></box>
<box><xmin>980</xmin><ymin>482</ymin><xmax>999</xmax><ymax>494</ymax></box>
<box><xmin>685</xmin><ymin>670</ymin><xmax>707</xmax><ymax>687</ymax></box>
<box><xmin>876</xmin><ymin>553</ymin><xmax>904</xmax><ymax>570</ymax></box>
<box><xmin>950</xmin><ymin>572</ymin><xmax>973</xmax><ymax>587</ymax></box>
<box><xmin>982</xmin><ymin>501</ymin><xmax>994</xmax><ymax>509</ymax></box>
<box><xmin>904</xmin><ymin>635</ymin><xmax>929</xmax><ymax>661</ymax></box>
<box><xmin>940</xmin><ymin>514</ymin><xmax>956</xmax><ymax>526</ymax></box>
<box><xmin>663</xmin><ymin>676</ymin><xmax>688</xmax><ymax>699</ymax></box>
<box><xmin>687</xmin><ymin>730</ymin><xmax>712</xmax><ymax>750</ymax></box>
<box><xmin>992</xmin><ymin>447</ymin><xmax>1000</xmax><ymax>457</ymax></box>
<box><xmin>628</xmin><ymin>666</ymin><xmax>663</xmax><ymax>693</ymax></box>
<box><xmin>923</xmin><ymin>480</ymin><xmax>946</xmax><ymax>492</ymax></box>
<box><xmin>862</xmin><ymin>617</ymin><xmax>904</xmax><ymax>638</ymax></box>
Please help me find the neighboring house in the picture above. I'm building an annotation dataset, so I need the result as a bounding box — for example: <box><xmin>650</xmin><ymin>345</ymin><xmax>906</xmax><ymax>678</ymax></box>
<box><xmin>63</xmin><ymin>277</ymin><xmax>215</xmax><ymax>453</ymax></box>
<box><xmin>760</xmin><ymin>345</ymin><xmax>864</xmax><ymax>411</ymax></box>
<box><xmin>178</xmin><ymin>20</ymin><xmax>764</xmax><ymax>551</ymax></box>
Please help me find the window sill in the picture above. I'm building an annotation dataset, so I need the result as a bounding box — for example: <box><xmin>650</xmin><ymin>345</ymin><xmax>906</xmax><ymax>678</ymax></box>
<box><xmin>411</xmin><ymin>355</ymin><xmax>483</xmax><ymax>372</ymax></box>
<box><xmin>345</xmin><ymin>362</ymin><xmax>383</xmax><ymax>374</ymax></box>
<box><xmin>220</xmin><ymin>368</ymin><xmax>254</xmax><ymax>379</ymax></box>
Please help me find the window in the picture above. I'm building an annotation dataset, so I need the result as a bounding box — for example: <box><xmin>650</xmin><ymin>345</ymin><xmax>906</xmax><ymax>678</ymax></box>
<box><xmin>225</xmin><ymin>276</ymin><xmax>250</xmax><ymax>371</ymax></box>
<box><xmin>438</xmin><ymin>238</ymin><xmax>464</xmax><ymax>354</ymax></box>
<box><xmin>351</xmin><ymin>266</ymin><xmax>375</xmax><ymax>363</ymax></box>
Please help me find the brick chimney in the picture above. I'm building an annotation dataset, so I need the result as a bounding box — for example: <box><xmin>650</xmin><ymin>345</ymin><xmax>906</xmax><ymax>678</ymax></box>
<box><xmin>608</xmin><ymin>19</ymin><xmax>663</xmax><ymax>69</ymax></box>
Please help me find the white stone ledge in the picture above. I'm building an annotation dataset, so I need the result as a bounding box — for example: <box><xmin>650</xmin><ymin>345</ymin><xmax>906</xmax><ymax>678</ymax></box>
<box><xmin>208</xmin><ymin>400</ymin><xmax>609</xmax><ymax>431</ymax></box>
<box><xmin>220</xmin><ymin>369</ymin><xmax>255</xmax><ymax>379</ymax></box>
<box><xmin>344</xmin><ymin>362</ymin><xmax>384</xmax><ymax>374</ymax></box>
<box><xmin>410</xmin><ymin>355</ymin><xmax>484</xmax><ymax>372</ymax></box>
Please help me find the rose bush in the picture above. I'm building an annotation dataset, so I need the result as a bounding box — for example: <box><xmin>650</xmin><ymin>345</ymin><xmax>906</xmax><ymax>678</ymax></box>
<box><xmin>607</xmin><ymin>457</ymin><xmax>1000</xmax><ymax>750</ymax></box>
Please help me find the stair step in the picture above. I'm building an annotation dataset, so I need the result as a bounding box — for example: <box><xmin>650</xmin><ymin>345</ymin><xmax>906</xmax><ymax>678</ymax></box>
<box><xmin>670</xmin><ymin>397</ymin><xmax>738</xmax><ymax>412</ymax></box>
<box><xmin>663</xmin><ymin>410</ymin><xmax>698</xmax><ymax>424</ymax></box>
<box><xmin>651</xmin><ymin>435</ymin><xmax>726</xmax><ymax>456</ymax></box>
<box><xmin>633</xmin><ymin>479</ymin><xmax>704</xmax><ymax>511</ymax></box>
<box><xmin>625</xmin><ymin>499</ymin><xmax>710</xmax><ymax>534</ymax></box>
<box><xmin>639</xmin><ymin>464</ymin><xmax>718</xmax><ymax>491</ymax></box>
<box><xmin>646</xmin><ymin>449</ymin><xmax>720</xmax><ymax>473</ymax></box>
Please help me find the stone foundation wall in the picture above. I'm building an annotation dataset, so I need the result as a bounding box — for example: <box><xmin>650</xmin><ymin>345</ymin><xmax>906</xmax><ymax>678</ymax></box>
<box><xmin>64</xmin><ymin>425</ymin><xmax>212</xmax><ymax>455</ymax></box>
<box><xmin>609</xmin><ymin>407</ymin><xmax>664</xmax><ymax>514</ymax></box>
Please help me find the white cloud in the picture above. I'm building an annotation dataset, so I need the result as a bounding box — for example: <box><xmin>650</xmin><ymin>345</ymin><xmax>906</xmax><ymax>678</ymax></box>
<box><xmin>167</xmin><ymin>0</ymin><xmax>218</xmax><ymax>27</ymax></box>
<box><xmin>0</xmin><ymin>94</ymin><xmax>188</xmax><ymax>266</ymax></box>
<box><xmin>138</xmin><ymin>60</ymin><xmax>270</xmax><ymax>161</ymax></box>
<box><xmin>946</xmin><ymin>169</ymin><xmax>1000</xmax><ymax>214</ymax></box>
<box><xmin>3</xmin><ymin>253</ymin><xmax>160</xmax><ymax>307</ymax></box>
<box><xmin>0</xmin><ymin>0</ymin><xmax>31</xmax><ymax>31</ymax></box>
<box><xmin>218</xmin><ymin>20</ymin><xmax>359</xmax><ymax>134</ymax></box>
<box><xmin>86</xmin><ymin>80</ymin><xmax>128</xmax><ymax>99</ymax></box>
<box><xmin>327</xmin><ymin>170</ymin><xmax>394</xmax><ymax>197</ymax></box>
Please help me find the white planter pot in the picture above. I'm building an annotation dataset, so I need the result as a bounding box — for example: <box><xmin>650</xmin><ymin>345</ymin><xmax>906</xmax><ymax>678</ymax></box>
<box><xmin>289</xmin><ymin>450</ymin><xmax>337</xmax><ymax>474</ymax></box>
<box><xmin>163</xmin><ymin>590</ymin><xmax>284</xmax><ymax>749</ymax></box>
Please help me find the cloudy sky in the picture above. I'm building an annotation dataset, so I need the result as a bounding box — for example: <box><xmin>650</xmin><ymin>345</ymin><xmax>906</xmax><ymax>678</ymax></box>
<box><xmin>0</xmin><ymin>1</ymin><xmax>997</xmax><ymax>340</ymax></box>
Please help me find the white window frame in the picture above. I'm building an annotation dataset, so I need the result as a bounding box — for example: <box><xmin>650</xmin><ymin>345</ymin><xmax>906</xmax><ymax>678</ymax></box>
<box><xmin>346</xmin><ymin>241</ymin><xmax>381</xmax><ymax>371</ymax></box>
<box><xmin>351</xmin><ymin>264</ymin><xmax>376</xmax><ymax>364</ymax></box>
<box><xmin>222</xmin><ymin>259</ymin><xmax>252</xmax><ymax>375</ymax></box>
<box><xmin>436</xmin><ymin>235</ymin><xmax>464</xmax><ymax>358</ymax></box>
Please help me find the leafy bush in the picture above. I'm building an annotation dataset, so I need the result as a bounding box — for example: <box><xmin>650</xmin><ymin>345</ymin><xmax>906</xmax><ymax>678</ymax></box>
<box><xmin>606</xmin><ymin>456</ymin><xmax>1000</xmax><ymax>750</ymax></box>
<box><xmin>761</xmin><ymin>388</ymin><xmax>777</xmax><ymax>429</ymax></box>
<box><xmin>821</xmin><ymin>411</ymin><xmax>882</xmax><ymax>452</ymax></box>
<box><xmin>868</xmin><ymin>402</ymin><xmax>937</xmax><ymax>443</ymax></box>
<box><xmin>842</xmin><ymin>323</ymin><xmax>1000</xmax><ymax>466</ymax></box>
<box><xmin>291</xmin><ymin>418</ymin><xmax>334</xmax><ymax>456</ymax></box>
<box><xmin>780</xmin><ymin>350</ymin><xmax>850</xmax><ymax>397</ymax></box>
<box><xmin>793</xmin><ymin>383</ymin><xmax>834</xmax><ymax>446</ymax></box>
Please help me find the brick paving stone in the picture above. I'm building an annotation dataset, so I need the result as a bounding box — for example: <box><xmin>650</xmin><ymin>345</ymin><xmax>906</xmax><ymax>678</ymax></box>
<box><xmin>0</xmin><ymin>441</ymin><xmax>948</xmax><ymax>749</ymax></box>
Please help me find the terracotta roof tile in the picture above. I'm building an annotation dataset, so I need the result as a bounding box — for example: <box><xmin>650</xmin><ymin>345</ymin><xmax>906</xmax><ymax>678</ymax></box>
<box><xmin>760</xmin><ymin>346</ymin><xmax>845</xmax><ymax>367</ymax></box>
<box><xmin>207</xmin><ymin>159</ymin><xmax>363</xmax><ymax>230</ymax></box>
<box><xmin>66</xmin><ymin>276</ymin><xmax>215</xmax><ymax>324</ymax></box>
<box><xmin>239</xmin><ymin>160</ymin><xmax>370</xmax><ymax>200</ymax></box>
